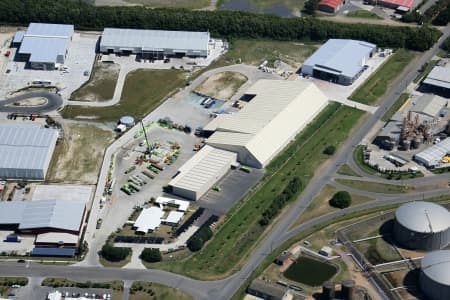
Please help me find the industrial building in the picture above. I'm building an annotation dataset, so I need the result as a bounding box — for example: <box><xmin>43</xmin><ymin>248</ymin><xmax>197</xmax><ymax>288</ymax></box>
<box><xmin>247</xmin><ymin>279</ymin><xmax>291</xmax><ymax>300</ymax></box>
<box><xmin>205</xmin><ymin>80</ymin><xmax>328</xmax><ymax>168</ymax></box>
<box><xmin>155</xmin><ymin>196</ymin><xmax>189</xmax><ymax>211</ymax></box>
<box><xmin>168</xmin><ymin>145</ymin><xmax>237</xmax><ymax>200</ymax></box>
<box><xmin>100</xmin><ymin>28</ymin><xmax>210</xmax><ymax>58</ymax></box>
<box><xmin>410</xmin><ymin>94</ymin><xmax>447</xmax><ymax>120</ymax></box>
<box><xmin>393</xmin><ymin>201</ymin><xmax>450</xmax><ymax>250</ymax></box>
<box><xmin>367</xmin><ymin>0</ymin><xmax>415</xmax><ymax>11</ymax></box>
<box><xmin>301</xmin><ymin>39</ymin><xmax>376</xmax><ymax>85</ymax></box>
<box><xmin>420</xmin><ymin>250</ymin><xmax>450</xmax><ymax>300</ymax></box>
<box><xmin>318</xmin><ymin>0</ymin><xmax>345</xmax><ymax>13</ymax></box>
<box><xmin>133</xmin><ymin>206</ymin><xmax>164</xmax><ymax>233</ymax></box>
<box><xmin>423</xmin><ymin>66</ymin><xmax>450</xmax><ymax>95</ymax></box>
<box><xmin>0</xmin><ymin>200</ymin><xmax>86</xmax><ymax>235</ymax></box>
<box><xmin>15</xmin><ymin>23</ymin><xmax>74</xmax><ymax>70</ymax></box>
<box><xmin>414</xmin><ymin>137</ymin><xmax>450</xmax><ymax>168</ymax></box>
<box><xmin>0</xmin><ymin>124</ymin><xmax>58</xmax><ymax>180</ymax></box>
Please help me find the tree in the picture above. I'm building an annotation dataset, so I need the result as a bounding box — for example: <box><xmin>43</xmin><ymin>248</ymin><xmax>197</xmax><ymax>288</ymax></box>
<box><xmin>101</xmin><ymin>244</ymin><xmax>131</xmax><ymax>262</ymax></box>
<box><xmin>140</xmin><ymin>248</ymin><xmax>162</xmax><ymax>263</ymax></box>
<box><xmin>304</xmin><ymin>0</ymin><xmax>319</xmax><ymax>15</ymax></box>
<box><xmin>323</xmin><ymin>145</ymin><xmax>336</xmax><ymax>155</ymax></box>
<box><xmin>330</xmin><ymin>191</ymin><xmax>352</xmax><ymax>208</ymax></box>
<box><xmin>187</xmin><ymin>236</ymin><xmax>203</xmax><ymax>252</ymax></box>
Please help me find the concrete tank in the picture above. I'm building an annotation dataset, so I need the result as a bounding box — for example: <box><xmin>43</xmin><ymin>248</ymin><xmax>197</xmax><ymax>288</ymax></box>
<box><xmin>120</xmin><ymin>116</ymin><xmax>135</xmax><ymax>127</ymax></box>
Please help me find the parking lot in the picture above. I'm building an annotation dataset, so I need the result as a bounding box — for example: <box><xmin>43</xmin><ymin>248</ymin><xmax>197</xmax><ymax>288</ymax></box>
<box><xmin>0</xmin><ymin>231</ymin><xmax>34</xmax><ymax>255</ymax></box>
<box><xmin>0</xmin><ymin>33</ymin><xmax>97</xmax><ymax>99</ymax></box>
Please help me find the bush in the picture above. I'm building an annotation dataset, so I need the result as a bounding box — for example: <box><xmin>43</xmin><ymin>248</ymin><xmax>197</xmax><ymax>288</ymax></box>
<box><xmin>101</xmin><ymin>244</ymin><xmax>131</xmax><ymax>262</ymax></box>
<box><xmin>187</xmin><ymin>226</ymin><xmax>214</xmax><ymax>252</ymax></box>
<box><xmin>323</xmin><ymin>145</ymin><xmax>336</xmax><ymax>155</ymax></box>
<box><xmin>187</xmin><ymin>236</ymin><xmax>203</xmax><ymax>252</ymax></box>
<box><xmin>442</xmin><ymin>36</ymin><xmax>450</xmax><ymax>51</ymax></box>
<box><xmin>140</xmin><ymin>248</ymin><xmax>162</xmax><ymax>263</ymax></box>
<box><xmin>329</xmin><ymin>191</ymin><xmax>352</xmax><ymax>208</ymax></box>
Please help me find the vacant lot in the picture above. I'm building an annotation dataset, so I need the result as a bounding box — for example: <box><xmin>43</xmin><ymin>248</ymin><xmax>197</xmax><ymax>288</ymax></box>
<box><xmin>96</xmin><ymin>0</ymin><xmax>210</xmax><ymax>8</ymax></box>
<box><xmin>130</xmin><ymin>282</ymin><xmax>193</xmax><ymax>300</ymax></box>
<box><xmin>213</xmin><ymin>39</ymin><xmax>319</xmax><ymax>69</ymax></box>
<box><xmin>71</xmin><ymin>63</ymin><xmax>120</xmax><ymax>102</ymax></box>
<box><xmin>46</xmin><ymin>124</ymin><xmax>115</xmax><ymax>184</ymax></box>
<box><xmin>350</xmin><ymin>49</ymin><xmax>415</xmax><ymax>105</ymax></box>
<box><xmin>195</xmin><ymin>71</ymin><xmax>247</xmax><ymax>100</ymax></box>
<box><xmin>61</xmin><ymin>69</ymin><xmax>186</xmax><ymax>122</ymax></box>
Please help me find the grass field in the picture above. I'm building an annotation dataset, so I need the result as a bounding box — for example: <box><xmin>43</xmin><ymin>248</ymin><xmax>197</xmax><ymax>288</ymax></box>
<box><xmin>212</xmin><ymin>39</ymin><xmax>319</xmax><ymax>69</ymax></box>
<box><xmin>46</xmin><ymin>124</ymin><xmax>115</xmax><ymax>184</ymax></box>
<box><xmin>129</xmin><ymin>282</ymin><xmax>193</xmax><ymax>300</ymax></box>
<box><xmin>218</xmin><ymin>0</ymin><xmax>304</xmax><ymax>11</ymax></box>
<box><xmin>70</xmin><ymin>63</ymin><xmax>120</xmax><ymax>102</ymax></box>
<box><xmin>292</xmin><ymin>184</ymin><xmax>373</xmax><ymax>227</ymax></box>
<box><xmin>354</xmin><ymin>237</ymin><xmax>402</xmax><ymax>265</ymax></box>
<box><xmin>95</xmin><ymin>0</ymin><xmax>210</xmax><ymax>9</ymax></box>
<box><xmin>151</xmin><ymin>102</ymin><xmax>364</xmax><ymax>279</ymax></box>
<box><xmin>381</xmin><ymin>93</ymin><xmax>410</xmax><ymax>122</ymax></box>
<box><xmin>284</xmin><ymin>256</ymin><xmax>337</xmax><ymax>286</ymax></box>
<box><xmin>61</xmin><ymin>69</ymin><xmax>186</xmax><ymax>122</ymax></box>
<box><xmin>346</xmin><ymin>10</ymin><xmax>382</xmax><ymax>19</ymax></box>
<box><xmin>350</xmin><ymin>49</ymin><xmax>415</xmax><ymax>105</ymax></box>
<box><xmin>195</xmin><ymin>71</ymin><xmax>247</xmax><ymax>100</ymax></box>
<box><xmin>42</xmin><ymin>278</ymin><xmax>123</xmax><ymax>300</ymax></box>
<box><xmin>337</xmin><ymin>164</ymin><xmax>362</xmax><ymax>177</ymax></box>
<box><xmin>335</xmin><ymin>178</ymin><xmax>411</xmax><ymax>194</ymax></box>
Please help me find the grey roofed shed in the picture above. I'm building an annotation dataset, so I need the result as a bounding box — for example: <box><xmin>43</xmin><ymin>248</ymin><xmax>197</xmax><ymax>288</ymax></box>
<box><xmin>414</xmin><ymin>137</ymin><xmax>450</xmax><ymax>167</ymax></box>
<box><xmin>423</xmin><ymin>66</ymin><xmax>450</xmax><ymax>90</ymax></box>
<box><xmin>100</xmin><ymin>28</ymin><xmax>209</xmax><ymax>56</ymax></box>
<box><xmin>0</xmin><ymin>201</ymin><xmax>26</xmax><ymax>224</ymax></box>
<box><xmin>411</xmin><ymin>94</ymin><xmax>447</xmax><ymax>118</ymax></box>
<box><xmin>0</xmin><ymin>124</ymin><xmax>58</xmax><ymax>180</ymax></box>
<box><xmin>25</xmin><ymin>23</ymin><xmax>74</xmax><ymax>38</ymax></box>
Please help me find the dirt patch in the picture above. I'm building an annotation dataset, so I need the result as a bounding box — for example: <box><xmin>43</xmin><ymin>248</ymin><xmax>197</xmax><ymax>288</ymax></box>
<box><xmin>70</xmin><ymin>62</ymin><xmax>120</xmax><ymax>102</ymax></box>
<box><xmin>195</xmin><ymin>71</ymin><xmax>247</xmax><ymax>100</ymax></box>
<box><xmin>6</xmin><ymin>97</ymin><xmax>47</xmax><ymax>107</ymax></box>
<box><xmin>46</xmin><ymin>123</ymin><xmax>115</xmax><ymax>184</ymax></box>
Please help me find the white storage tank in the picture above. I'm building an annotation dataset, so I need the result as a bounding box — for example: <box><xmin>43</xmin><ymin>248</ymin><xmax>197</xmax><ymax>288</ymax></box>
<box><xmin>420</xmin><ymin>250</ymin><xmax>450</xmax><ymax>300</ymax></box>
<box><xmin>119</xmin><ymin>116</ymin><xmax>135</xmax><ymax>127</ymax></box>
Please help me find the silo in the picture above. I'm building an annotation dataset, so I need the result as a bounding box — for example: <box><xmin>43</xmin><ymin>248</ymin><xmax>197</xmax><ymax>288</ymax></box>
<box><xmin>120</xmin><ymin>116</ymin><xmax>135</xmax><ymax>127</ymax></box>
<box><xmin>420</xmin><ymin>250</ymin><xmax>450</xmax><ymax>300</ymax></box>
<box><xmin>322</xmin><ymin>281</ymin><xmax>335</xmax><ymax>300</ymax></box>
<box><xmin>341</xmin><ymin>279</ymin><xmax>355</xmax><ymax>300</ymax></box>
<box><xmin>393</xmin><ymin>201</ymin><xmax>450</xmax><ymax>251</ymax></box>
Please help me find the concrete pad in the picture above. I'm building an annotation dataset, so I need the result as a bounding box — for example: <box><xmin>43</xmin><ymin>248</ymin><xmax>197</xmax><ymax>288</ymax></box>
<box><xmin>32</xmin><ymin>184</ymin><xmax>93</xmax><ymax>204</ymax></box>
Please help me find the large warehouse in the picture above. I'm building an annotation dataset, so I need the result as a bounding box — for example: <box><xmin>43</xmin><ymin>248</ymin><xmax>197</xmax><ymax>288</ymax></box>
<box><xmin>205</xmin><ymin>80</ymin><xmax>329</xmax><ymax>168</ymax></box>
<box><xmin>15</xmin><ymin>23</ymin><xmax>74</xmax><ymax>70</ymax></box>
<box><xmin>301</xmin><ymin>39</ymin><xmax>376</xmax><ymax>85</ymax></box>
<box><xmin>393</xmin><ymin>201</ymin><xmax>450</xmax><ymax>251</ymax></box>
<box><xmin>0</xmin><ymin>200</ymin><xmax>86</xmax><ymax>235</ymax></box>
<box><xmin>169</xmin><ymin>145</ymin><xmax>237</xmax><ymax>200</ymax></box>
<box><xmin>423</xmin><ymin>66</ymin><xmax>450</xmax><ymax>95</ymax></box>
<box><xmin>414</xmin><ymin>137</ymin><xmax>450</xmax><ymax>168</ymax></box>
<box><xmin>100</xmin><ymin>28</ymin><xmax>210</xmax><ymax>58</ymax></box>
<box><xmin>0</xmin><ymin>124</ymin><xmax>58</xmax><ymax>180</ymax></box>
<box><xmin>420</xmin><ymin>250</ymin><xmax>450</xmax><ymax>300</ymax></box>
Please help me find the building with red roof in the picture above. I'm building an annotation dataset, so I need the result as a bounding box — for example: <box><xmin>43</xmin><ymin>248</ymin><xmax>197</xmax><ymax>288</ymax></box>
<box><xmin>319</xmin><ymin>0</ymin><xmax>346</xmax><ymax>13</ymax></box>
<box><xmin>369</xmin><ymin>0</ymin><xmax>416</xmax><ymax>11</ymax></box>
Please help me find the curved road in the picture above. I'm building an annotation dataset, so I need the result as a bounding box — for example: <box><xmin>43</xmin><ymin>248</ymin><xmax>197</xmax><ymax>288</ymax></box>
<box><xmin>0</xmin><ymin>91</ymin><xmax>63</xmax><ymax>113</ymax></box>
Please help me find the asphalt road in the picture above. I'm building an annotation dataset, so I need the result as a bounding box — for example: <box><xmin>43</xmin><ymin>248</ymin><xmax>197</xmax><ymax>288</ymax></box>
<box><xmin>0</xmin><ymin>91</ymin><xmax>63</xmax><ymax>113</ymax></box>
<box><xmin>0</xmin><ymin>27</ymin><xmax>449</xmax><ymax>300</ymax></box>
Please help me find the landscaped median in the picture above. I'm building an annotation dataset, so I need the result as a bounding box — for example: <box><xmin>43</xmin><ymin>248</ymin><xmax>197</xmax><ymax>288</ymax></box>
<box><xmin>149</xmin><ymin>102</ymin><xmax>364</xmax><ymax>279</ymax></box>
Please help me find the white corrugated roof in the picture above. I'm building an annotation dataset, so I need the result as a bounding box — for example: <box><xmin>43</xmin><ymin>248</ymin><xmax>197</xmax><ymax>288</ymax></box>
<box><xmin>423</xmin><ymin>66</ymin><xmax>450</xmax><ymax>89</ymax></box>
<box><xmin>134</xmin><ymin>207</ymin><xmax>164</xmax><ymax>233</ymax></box>
<box><xmin>0</xmin><ymin>201</ymin><xmax>26</xmax><ymax>224</ymax></box>
<box><xmin>155</xmin><ymin>196</ymin><xmax>189</xmax><ymax>211</ymax></box>
<box><xmin>169</xmin><ymin>145</ymin><xmax>237</xmax><ymax>191</ymax></box>
<box><xmin>35</xmin><ymin>232</ymin><xmax>79</xmax><ymax>244</ymax></box>
<box><xmin>415</xmin><ymin>137</ymin><xmax>450</xmax><ymax>166</ymax></box>
<box><xmin>163</xmin><ymin>211</ymin><xmax>184</xmax><ymax>224</ymax></box>
<box><xmin>411</xmin><ymin>94</ymin><xmax>447</xmax><ymax>118</ymax></box>
<box><xmin>26</xmin><ymin>23</ymin><xmax>73</xmax><ymax>38</ymax></box>
<box><xmin>101</xmin><ymin>28</ymin><xmax>209</xmax><ymax>52</ymax></box>
<box><xmin>206</xmin><ymin>80</ymin><xmax>329</xmax><ymax>167</ymax></box>
<box><xmin>0</xmin><ymin>124</ymin><xmax>58</xmax><ymax>170</ymax></box>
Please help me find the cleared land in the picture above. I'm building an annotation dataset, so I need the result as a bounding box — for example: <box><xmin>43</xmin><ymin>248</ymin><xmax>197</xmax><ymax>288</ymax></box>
<box><xmin>337</xmin><ymin>164</ymin><xmax>361</xmax><ymax>177</ymax></box>
<box><xmin>346</xmin><ymin>10</ymin><xmax>382</xmax><ymax>19</ymax></box>
<box><xmin>194</xmin><ymin>71</ymin><xmax>247</xmax><ymax>100</ymax></box>
<box><xmin>292</xmin><ymin>184</ymin><xmax>373</xmax><ymax>227</ymax></box>
<box><xmin>130</xmin><ymin>282</ymin><xmax>193</xmax><ymax>300</ymax></box>
<box><xmin>335</xmin><ymin>178</ymin><xmax>411</xmax><ymax>194</ymax></box>
<box><xmin>95</xmin><ymin>0</ymin><xmax>210</xmax><ymax>8</ymax></box>
<box><xmin>61</xmin><ymin>69</ymin><xmax>186</xmax><ymax>122</ymax></box>
<box><xmin>350</xmin><ymin>49</ymin><xmax>415</xmax><ymax>105</ymax></box>
<box><xmin>46</xmin><ymin>124</ymin><xmax>115</xmax><ymax>184</ymax></box>
<box><xmin>152</xmin><ymin>103</ymin><xmax>364</xmax><ymax>279</ymax></box>
<box><xmin>212</xmin><ymin>39</ymin><xmax>319</xmax><ymax>69</ymax></box>
<box><xmin>71</xmin><ymin>63</ymin><xmax>120</xmax><ymax>102</ymax></box>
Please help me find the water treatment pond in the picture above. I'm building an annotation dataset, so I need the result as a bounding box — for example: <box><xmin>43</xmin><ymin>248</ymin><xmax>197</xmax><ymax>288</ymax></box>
<box><xmin>284</xmin><ymin>256</ymin><xmax>338</xmax><ymax>286</ymax></box>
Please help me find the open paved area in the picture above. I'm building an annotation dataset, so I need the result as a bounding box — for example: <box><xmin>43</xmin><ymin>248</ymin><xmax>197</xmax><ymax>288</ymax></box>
<box><xmin>32</xmin><ymin>184</ymin><xmax>93</xmax><ymax>204</ymax></box>
<box><xmin>0</xmin><ymin>231</ymin><xmax>34</xmax><ymax>255</ymax></box>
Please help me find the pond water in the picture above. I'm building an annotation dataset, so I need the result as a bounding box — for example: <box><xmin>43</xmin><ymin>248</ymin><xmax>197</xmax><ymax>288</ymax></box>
<box><xmin>220</xmin><ymin>0</ymin><xmax>297</xmax><ymax>18</ymax></box>
<box><xmin>284</xmin><ymin>256</ymin><xmax>338</xmax><ymax>286</ymax></box>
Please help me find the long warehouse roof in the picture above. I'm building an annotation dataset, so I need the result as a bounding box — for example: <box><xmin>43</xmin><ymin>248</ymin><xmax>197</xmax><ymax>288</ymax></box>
<box><xmin>100</xmin><ymin>28</ymin><xmax>209</xmax><ymax>52</ymax></box>
<box><xmin>415</xmin><ymin>137</ymin><xmax>450</xmax><ymax>166</ymax></box>
<box><xmin>0</xmin><ymin>124</ymin><xmax>58</xmax><ymax>170</ymax></box>
<box><xmin>303</xmin><ymin>39</ymin><xmax>376</xmax><ymax>78</ymax></box>
<box><xmin>423</xmin><ymin>66</ymin><xmax>450</xmax><ymax>90</ymax></box>
<box><xmin>411</xmin><ymin>94</ymin><xmax>447</xmax><ymax>118</ymax></box>
<box><xmin>169</xmin><ymin>145</ymin><xmax>237</xmax><ymax>191</ymax></box>
<box><xmin>206</xmin><ymin>79</ymin><xmax>329</xmax><ymax>167</ymax></box>
<box><xmin>0</xmin><ymin>200</ymin><xmax>85</xmax><ymax>232</ymax></box>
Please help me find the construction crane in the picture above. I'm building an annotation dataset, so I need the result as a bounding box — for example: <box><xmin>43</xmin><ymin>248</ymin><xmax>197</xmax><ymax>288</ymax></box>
<box><xmin>141</xmin><ymin>120</ymin><xmax>151</xmax><ymax>154</ymax></box>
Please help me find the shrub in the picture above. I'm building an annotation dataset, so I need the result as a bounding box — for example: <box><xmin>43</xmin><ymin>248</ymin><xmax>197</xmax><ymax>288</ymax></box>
<box><xmin>323</xmin><ymin>145</ymin><xmax>336</xmax><ymax>155</ymax></box>
<box><xmin>187</xmin><ymin>236</ymin><xmax>203</xmax><ymax>252</ymax></box>
<box><xmin>329</xmin><ymin>191</ymin><xmax>352</xmax><ymax>208</ymax></box>
<box><xmin>140</xmin><ymin>248</ymin><xmax>162</xmax><ymax>263</ymax></box>
<box><xmin>101</xmin><ymin>244</ymin><xmax>131</xmax><ymax>262</ymax></box>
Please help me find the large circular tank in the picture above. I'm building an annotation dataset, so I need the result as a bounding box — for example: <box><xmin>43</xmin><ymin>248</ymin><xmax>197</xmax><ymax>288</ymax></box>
<box><xmin>341</xmin><ymin>279</ymin><xmax>355</xmax><ymax>300</ymax></box>
<box><xmin>321</xmin><ymin>281</ymin><xmax>335</xmax><ymax>300</ymax></box>
<box><xmin>420</xmin><ymin>250</ymin><xmax>450</xmax><ymax>300</ymax></box>
<box><xmin>119</xmin><ymin>116</ymin><xmax>135</xmax><ymax>127</ymax></box>
<box><xmin>393</xmin><ymin>201</ymin><xmax>450</xmax><ymax>251</ymax></box>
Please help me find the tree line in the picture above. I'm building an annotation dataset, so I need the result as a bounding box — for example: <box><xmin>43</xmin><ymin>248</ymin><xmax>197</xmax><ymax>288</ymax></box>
<box><xmin>0</xmin><ymin>0</ymin><xmax>441</xmax><ymax>51</ymax></box>
<box><xmin>402</xmin><ymin>0</ymin><xmax>449</xmax><ymax>25</ymax></box>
